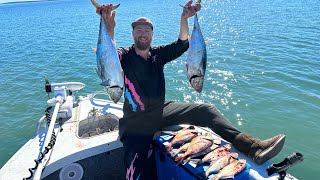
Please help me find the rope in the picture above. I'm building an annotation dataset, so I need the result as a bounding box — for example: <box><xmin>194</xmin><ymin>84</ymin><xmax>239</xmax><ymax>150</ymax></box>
<box><xmin>23</xmin><ymin>107</ymin><xmax>58</xmax><ymax>180</ymax></box>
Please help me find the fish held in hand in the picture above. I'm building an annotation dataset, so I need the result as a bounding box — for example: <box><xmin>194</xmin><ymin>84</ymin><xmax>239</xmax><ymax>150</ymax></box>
<box><xmin>186</xmin><ymin>12</ymin><xmax>207</xmax><ymax>92</ymax></box>
<box><xmin>90</xmin><ymin>0</ymin><xmax>123</xmax><ymax>103</ymax></box>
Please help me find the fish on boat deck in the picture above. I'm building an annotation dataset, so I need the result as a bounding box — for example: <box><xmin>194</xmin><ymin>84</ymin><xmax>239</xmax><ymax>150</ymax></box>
<box><xmin>202</xmin><ymin>152</ymin><xmax>238</xmax><ymax>178</ymax></box>
<box><xmin>164</xmin><ymin>127</ymin><xmax>199</xmax><ymax>151</ymax></box>
<box><xmin>174</xmin><ymin>133</ymin><xmax>216</xmax><ymax>164</ymax></box>
<box><xmin>184</xmin><ymin>138</ymin><xmax>221</xmax><ymax>165</ymax></box>
<box><xmin>171</xmin><ymin>142</ymin><xmax>191</xmax><ymax>157</ymax></box>
<box><xmin>211</xmin><ymin>159</ymin><xmax>246</xmax><ymax>180</ymax></box>
<box><xmin>196</xmin><ymin>143</ymin><xmax>232</xmax><ymax>166</ymax></box>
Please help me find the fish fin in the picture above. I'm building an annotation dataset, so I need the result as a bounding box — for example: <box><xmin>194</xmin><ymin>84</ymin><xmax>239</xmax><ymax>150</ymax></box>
<box><xmin>171</xmin><ymin>149</ymin><xmax>180</xmax><ymax>157</ymax></box>
<box><xmin>175</xmin><ymin>155</ymin><xmax>185</xmax><ymax>165</ymax></box>
<box><xmin>112</xmin><ymin>4</ymin><xmax>120</xmax><ymax>10</ymax></box>
<box><xmin>160</xmin><ymin>146</ymin><xmax>172</xmax><ymax>156</ymax></box>
<box><xmin>230</xmin><ymin>152</ymin><xmax>238</xmax><ymax>159</ymax></box>
<box><xmin>196</xmin><ymin>159</ymin><xmax>205</xmax><ymax>166</ymax></box>
<box><xmin>223</xmin><ymin>143</ymin><xmax>232</xmax><ymax>150</ymax></box>
<box><xmin>92</xmin><ymin>47</ymin><xmax>97</xmax><ymax>53</ymax></box>
<box><xmin>205</xmin><ymin>39</ymin><xmax>209</xmax><ymax>45</ymax></box>
<box><xmin>183</xmin><ymin>157</ymin><xmax>192</xmax><ymax>165</ymax></box>
<box><xmin>90</xmin><ymin>0</ymin><xmax>100</xmax><ymax>8</ymax></box>
<box><xmin>90</xmin><ymin>0</ymin><xmax>120</xmax><ymax>10</ymax></box>
<box><xmin>202</xmin><ymin>136</ymin><xmax>214</xmax><ymax>141</ymax></box>
<box><xmin>185</xmin><ymin>64</ymin><xmax>192</xmax><ymax>80</ymax></box>
<box><xmin>209</xmin><ymin>144</ymin><xmax>219</xmax><ymax>151</ymax></box>
<box><xmin>189</xmin><ymin>158</ymin><xmax>201</xmax><ymax>166</ymax></box>
<box><xmin>219</xmin><ymin>175</ymin><xmax>234</xmax><ymax>179</ymax></box>
<box><xmin>211</xmin><ymin>176</ymin><xmax>220</xmax><ymax>180</ymax></box>
<box><xmin>165</xmin><ymin>144</ymin><xmax>172</xmax><ymax>152</ymax></box>
<box><xmin>213</xmin><ymin>138</ymin><xmax>222</xmax><ymax>145</ymax></box>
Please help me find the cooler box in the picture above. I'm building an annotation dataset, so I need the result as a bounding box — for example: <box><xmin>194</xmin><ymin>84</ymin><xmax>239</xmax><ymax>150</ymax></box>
<box><xmin>155</xmin><ymin>128</ymin><xmax>251</xmax><ymax>180</ymax></box>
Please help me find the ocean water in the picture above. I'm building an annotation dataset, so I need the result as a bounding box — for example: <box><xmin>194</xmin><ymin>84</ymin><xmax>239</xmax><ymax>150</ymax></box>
<box><xmin>0</xmin><ymin>0</ymin><xmax>319</xmax><ymax>179</ymax></box>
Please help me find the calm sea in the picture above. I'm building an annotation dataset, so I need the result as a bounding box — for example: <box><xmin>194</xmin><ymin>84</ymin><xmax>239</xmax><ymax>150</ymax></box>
<box><xmin>0</xmin><ymin>0</ymin><xmax>319</xmax><ymax>179</ymax></box>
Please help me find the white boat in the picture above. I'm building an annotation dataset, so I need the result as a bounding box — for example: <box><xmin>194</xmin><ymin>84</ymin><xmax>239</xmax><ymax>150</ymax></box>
<box><xmin>0</xmin><ymin>80</ymin><xmax>302</xmax><ymax>180</ymax></box>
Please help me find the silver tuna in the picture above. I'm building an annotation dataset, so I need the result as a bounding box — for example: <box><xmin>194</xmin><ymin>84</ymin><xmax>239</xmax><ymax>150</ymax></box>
<box><xmin>186</xmin><ymin>11</ymin><xmax>207</xmax><ymax>92</ymax></box>
<box><xmin>90</xmin><ymin>0</ymin><xmax>123</xmax><ymax>103</ymax></box>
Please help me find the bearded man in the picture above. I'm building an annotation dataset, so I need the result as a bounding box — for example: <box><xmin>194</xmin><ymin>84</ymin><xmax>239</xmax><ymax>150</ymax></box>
<box><xmin>97</xmin><ymin>1</ymin><xmax>285</xmax><ymax>179</ymax></box>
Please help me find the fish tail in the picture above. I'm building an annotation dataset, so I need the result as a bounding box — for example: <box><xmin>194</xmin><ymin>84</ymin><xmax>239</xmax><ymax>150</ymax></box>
<box><xmin>211</xmin><ymin>176</ymin><xmax>220</xmax><ymax>180</ymax></box>
<box><xmin>171</xmin><ymin>149</ymin><xmax>180</xmax><ymax>157</ymax></box>
<box><xmin>174</xmin><ymin>155</ymin><xmax>185</xmax><ymax>165</ymax></box>
<box><xmin>196</xmin><ymin>159</ymin><xmax>203</xmax><ymax>166</ymax></box>
<box><xmin>183</xmin><ymin>157</ymin><xmax>192</xmax><ymax>165</ymax></box>
<box><xmin>165</xmin><ymin>144</ymin><xmax>172</xmax><ymax>151</ymax></box>
<box><xmin>188</xmin><ymin>158</ymin><xmax>200</xmax><ymax>165</ymax></box>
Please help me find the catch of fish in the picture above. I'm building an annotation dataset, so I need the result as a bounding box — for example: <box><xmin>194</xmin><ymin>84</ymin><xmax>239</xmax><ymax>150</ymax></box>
<box><xmin>196</xmin><ymin>144</ymin><xmax>232</xmax><ymax>166</ymax></box>
<box><xmin>90</xmin><ymin>0</ymin><xmax>124</xmax><ymax>103</ymax></box>
<box><xmin>212</xmin><ymin>159</ymin><xmax>246</xmax><ymax>180</ymax></box>
<box><xmin>174</xmin><ymin>133</ymin><xmax>217</xmax><ymax>164</ymax></box>
<box><xmin>164</xmin><ymin>127</ymin><xmax>199</xmax><ymax>151</ymax></box>
<box><xmin>186</xmin><ymin>0</ymin><xmax>207</xmax><ymax>93</ymax></box>
<box><xmin>162</xmin><ymin>127</ymin><xmax>247</xmax><ymax>180</ymax></box>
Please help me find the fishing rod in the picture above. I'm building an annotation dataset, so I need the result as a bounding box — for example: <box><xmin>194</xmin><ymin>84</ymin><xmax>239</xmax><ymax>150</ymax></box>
<box><xmin>32</xmin><ymin>101</ymin><xmax>61</xmax><ymax>180</ymax></box>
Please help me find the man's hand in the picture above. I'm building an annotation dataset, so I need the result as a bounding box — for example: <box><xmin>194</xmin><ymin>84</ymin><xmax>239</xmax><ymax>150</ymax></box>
<box><xmin>96</xmin><ymin>4</ymin><xmax>117</xmax><ymax>39</ymax></box>
<box><xmin>96</xmin><ymin>4</ymin><xmax>116</xmax><ymax>32</ymax></box>
<box><xmin>181</xmin><ymin>0</ymin><xmax>201</xmax><ymax>19</ymax></box>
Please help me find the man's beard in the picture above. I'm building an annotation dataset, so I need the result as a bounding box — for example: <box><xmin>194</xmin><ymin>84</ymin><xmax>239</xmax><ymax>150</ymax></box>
<box><xmin>134</xmin><ymin>37</ymin><xmax>151</xmax><ymax>50</ymax></box>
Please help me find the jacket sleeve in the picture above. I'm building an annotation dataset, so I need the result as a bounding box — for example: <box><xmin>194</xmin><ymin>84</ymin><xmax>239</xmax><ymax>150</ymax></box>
<box><xmin>156</xmin><ymin>38</ymin><xmax>189</xmax><ymax>65</ymax></box>
<box><xmin>117</xmin><ymin>47</ymin><xmax>126</xmax><ymax>62</ymax></box>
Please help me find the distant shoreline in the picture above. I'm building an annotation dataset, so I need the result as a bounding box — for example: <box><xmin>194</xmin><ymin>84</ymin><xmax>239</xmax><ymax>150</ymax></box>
<box><xmin>0</xmin><ymin>0</ymin><xmax>52</xmax><ymax>4</ymax></box>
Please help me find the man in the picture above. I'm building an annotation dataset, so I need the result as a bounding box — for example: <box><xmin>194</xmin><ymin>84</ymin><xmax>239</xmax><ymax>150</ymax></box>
<box><xmin>97</xmin><ymin>1</ymin><xmax>285</xmax><ymax>180</ymax></box>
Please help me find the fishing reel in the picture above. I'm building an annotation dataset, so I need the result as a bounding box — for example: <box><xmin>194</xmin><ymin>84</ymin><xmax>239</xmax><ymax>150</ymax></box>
<box><xmin>45</xmin><ymin>77</ymin><xmax>85</xmax><ymax>97</ymax></box>
<box><xmin>266</xmin><ymin>152</ymin><xmax>304</xmax><ymax>180</ymax></box>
